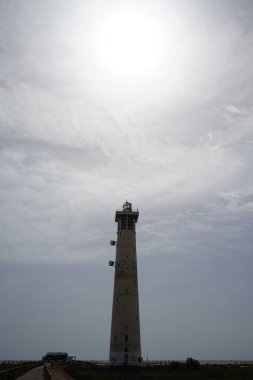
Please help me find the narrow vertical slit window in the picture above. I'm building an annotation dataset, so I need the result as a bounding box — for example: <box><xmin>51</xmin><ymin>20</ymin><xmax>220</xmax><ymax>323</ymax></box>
<box><xmin>121</xmin><ymin>216</ymin><xmax>126</xmax><ymax>230</ymax></box>
<box><xmin>128</xmin><ymin>216</ymin><xmax>133</xmax><ymax>230</ymax></box>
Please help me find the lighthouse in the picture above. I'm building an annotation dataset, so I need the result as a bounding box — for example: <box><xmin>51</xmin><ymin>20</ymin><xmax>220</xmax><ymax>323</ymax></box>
<box><xmin>109</xmin><ymin>201</ymin><xmax>142</xmax><ymax>365</ymax></box>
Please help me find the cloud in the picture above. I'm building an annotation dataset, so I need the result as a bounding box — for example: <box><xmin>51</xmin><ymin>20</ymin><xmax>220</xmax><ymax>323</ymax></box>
<box><xmin>0</xmin><ymin>0</ymin><xmax>253</xmax><ymax>360</ymax></box>
<box><xmin>219</xmin><ymin>188</ymin><xmax>253</xmax><ymax>212</ymax></box>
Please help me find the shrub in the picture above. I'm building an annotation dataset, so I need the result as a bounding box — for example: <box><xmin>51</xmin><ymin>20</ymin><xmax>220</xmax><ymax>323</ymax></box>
<box><xmin>169</xmin><ymin>361</ymin><xmax>182</xmax><ymax>370</ymax></box>
<box><xmin>186</xmin><ymin>357</ymin><xmax>200</xmax><ymax>370</ymax></box>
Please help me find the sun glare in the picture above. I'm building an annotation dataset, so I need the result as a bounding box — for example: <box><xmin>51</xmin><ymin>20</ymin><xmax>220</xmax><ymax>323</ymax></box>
<box><xmin>98</xmin><ymin>11</ymin><xmax>163</xmax><ymax>78</ymax></box>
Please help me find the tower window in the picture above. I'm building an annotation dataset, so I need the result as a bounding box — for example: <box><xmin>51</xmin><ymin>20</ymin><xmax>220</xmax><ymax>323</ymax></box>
<box><xmin>125</xmin><ymin>335</ymin><xmax>128</xmax><ymax>342</ymax></box>
<box><xmin>121</xmin><ymin>216</ymin><xmax>126</xmax><ymax>230</ymax></box>
<box><xmin>128</xmin><ymin>216</ymin><xmax>134</xmax><ymax>230</ymax></box>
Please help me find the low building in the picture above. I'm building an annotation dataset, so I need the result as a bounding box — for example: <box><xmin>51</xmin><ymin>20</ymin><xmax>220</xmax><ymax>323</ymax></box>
<box><xmin>43</xmin><ymin>352</ymin><xmax>68</xmax><ymax>362</ymax></box>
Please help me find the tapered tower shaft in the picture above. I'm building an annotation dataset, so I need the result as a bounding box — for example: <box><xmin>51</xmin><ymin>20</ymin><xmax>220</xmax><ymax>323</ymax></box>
<box><xmin>109</xmin><ymin>202</ymin><xmax>141</xmax><ymax>365</ymax></box>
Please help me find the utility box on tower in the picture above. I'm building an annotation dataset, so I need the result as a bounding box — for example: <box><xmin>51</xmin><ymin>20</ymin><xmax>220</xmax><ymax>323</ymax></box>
<box><xmin>109</xmin><ymin>201</ymin><xmax>142</xmax><ymax>365</ymax></box>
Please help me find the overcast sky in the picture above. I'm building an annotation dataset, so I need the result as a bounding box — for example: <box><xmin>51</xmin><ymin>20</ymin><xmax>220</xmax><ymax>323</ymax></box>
<box><xmin>1</xmin><ymin>0</ymin><xmax>253</xmax><ymax>361</ymax></box>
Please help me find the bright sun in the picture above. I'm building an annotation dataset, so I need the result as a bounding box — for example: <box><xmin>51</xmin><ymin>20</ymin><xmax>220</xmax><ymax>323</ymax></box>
<box><xmin>98</xmin><ymin>11</ymin><xmax>163</xmax><ymax>78</ymax></box>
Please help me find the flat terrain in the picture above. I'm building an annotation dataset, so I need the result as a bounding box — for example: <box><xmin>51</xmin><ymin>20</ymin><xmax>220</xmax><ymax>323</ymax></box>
<box><xmin>63</xmin><ymin>364</ymin><xmax>253</xmax><ymax>380</ymax></box>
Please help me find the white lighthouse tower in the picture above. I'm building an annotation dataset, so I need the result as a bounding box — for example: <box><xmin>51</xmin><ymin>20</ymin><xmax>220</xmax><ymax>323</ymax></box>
<box><xmin>109</xmin><ymin>201</ymin><xmax>142</xmax><ymax>365</ymax></box>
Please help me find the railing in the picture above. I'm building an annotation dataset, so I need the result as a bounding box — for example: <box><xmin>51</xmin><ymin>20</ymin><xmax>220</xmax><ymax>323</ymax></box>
<box><xmin>43</xmin><ymin>364</ymin><xmax>51</xmax><ymax>380</ymax></box>
<box><xmin>116</xmin><ymin>209</ymin><xmax>139</xmax><ymax>213</ymax></box>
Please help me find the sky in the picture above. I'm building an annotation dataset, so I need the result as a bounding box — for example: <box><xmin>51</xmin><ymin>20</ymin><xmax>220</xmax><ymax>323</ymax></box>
<box><xmin>0</xmin><ymin>0</ymin><xmax>253</xmax><ymax>361</ymax></box>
